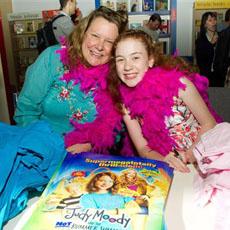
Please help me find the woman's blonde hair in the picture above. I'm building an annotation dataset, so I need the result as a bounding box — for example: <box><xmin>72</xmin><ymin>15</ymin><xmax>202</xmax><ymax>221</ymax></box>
<box><xmin>120</xmin><ymin>169</ymin><xmax>147</xmax><ymax>195</ymax></box>
<box><xmin>67</xmin><ymin>6</ymin><xmax>128</xmax><ymax>67</ymax></box>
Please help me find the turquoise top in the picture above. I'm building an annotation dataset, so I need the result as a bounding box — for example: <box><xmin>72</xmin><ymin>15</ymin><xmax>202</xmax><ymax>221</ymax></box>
<box><xmin>14</xmin><ymin>45</ymin><xmax>97</xmax><ymax>135</ymax></box>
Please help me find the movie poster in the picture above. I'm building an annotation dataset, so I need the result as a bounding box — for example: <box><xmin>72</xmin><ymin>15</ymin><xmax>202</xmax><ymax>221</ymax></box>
<box><xmin>22</xmin><ymin>152</ymin><xmax>173</xmax><ymax>230</ymax></box>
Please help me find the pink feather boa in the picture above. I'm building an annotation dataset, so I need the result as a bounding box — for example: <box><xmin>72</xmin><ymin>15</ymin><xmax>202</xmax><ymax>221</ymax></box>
<box><xmin>56</xmin><ymin>45</ymin><xmax>125</xmax><ymax>154</ymax></box>
<box><xmin>120</xmin><ymin>67</ymin><xmax>222</xmax><ymax>156</ymax></box>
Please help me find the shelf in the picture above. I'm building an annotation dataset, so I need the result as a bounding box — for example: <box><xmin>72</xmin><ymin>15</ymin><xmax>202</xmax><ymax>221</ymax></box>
<box><xmin>12</xmin><ymin>33</ymin><xmax>38</xmax><ymax>36</ymax></box>
<box><xmin>95</xmin><ymin>0</ymin><xmax>176</xmax><ymax>55</ymax></box>
<box><xmin>159</xmin><ymin>33</ymin><xmax>171</xmax><ymax>38</ymax></box>
<box><xmin>13</xmin><ymin>48</ymin><xmax>38</xmax><ymax>52</ymax></box>
<box><xmin>9</xmin><ymin>17</ymin><xmax>42</xmax><ymax>90</ymax></box>
<box><xmin>128</xmin><ymin>10</ymin><xmax>170</xmax><ymax>16</ymax></box>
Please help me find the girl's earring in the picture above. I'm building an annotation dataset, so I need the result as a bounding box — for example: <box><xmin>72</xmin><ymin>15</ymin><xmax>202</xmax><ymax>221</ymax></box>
<box><xmin>149</xmin><ymin>57</ymin><xmax>154</xmax><ymax>68</ymax></box>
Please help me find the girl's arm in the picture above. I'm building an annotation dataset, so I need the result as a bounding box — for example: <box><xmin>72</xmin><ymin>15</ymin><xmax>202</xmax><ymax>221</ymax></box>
<box><xmin>123</xmin><ymin>112</ymin><xmax>163</xmax><ymax>161</ymax></box>
<box><xmin>179</xmin><ymin>77</ymin><xmax>217</xmax><ymax>162</ymax></box>
<box><xmin>123</xmin><ymin>110</ymin><xmax>190</xmax><ymax>173</ymax></box>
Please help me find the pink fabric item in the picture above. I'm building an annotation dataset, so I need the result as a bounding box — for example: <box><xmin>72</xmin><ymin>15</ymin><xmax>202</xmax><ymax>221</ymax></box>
<box><xmin>193</xmin><ymin>122</ymin><xmax>230</xmax><ymax>229</ymax></box>
<box><xmin>194</xmin><ymin>122</ymin><xmax>230</xmax><ymax>176</ymax></box>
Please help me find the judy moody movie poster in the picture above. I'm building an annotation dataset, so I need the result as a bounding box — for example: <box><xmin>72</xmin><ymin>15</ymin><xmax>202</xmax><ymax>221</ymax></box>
<box><xmin>22</xmin><ymin>152</ymin><xmax>173</xmax><ymax>230</ymax></box>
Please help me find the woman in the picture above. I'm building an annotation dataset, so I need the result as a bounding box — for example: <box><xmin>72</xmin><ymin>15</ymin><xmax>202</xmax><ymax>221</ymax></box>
<box><xmin>195</xmin><ymin>12</ymin><xmax>218</xmax><ymax>87</ymax></box>
<box><xmin>119</xmin><ymin>168</ymin><xmax>148</xmax><ymax>196</ymax></box>
<box><xmin>1</xmin><ymin>6</ymin><xmax>127</xmax><ymax>228</ymax></box>
<box><xmin>14</xmin><ymin>7</ymin><xmax>129</xmax><ymax>154</ymax></box>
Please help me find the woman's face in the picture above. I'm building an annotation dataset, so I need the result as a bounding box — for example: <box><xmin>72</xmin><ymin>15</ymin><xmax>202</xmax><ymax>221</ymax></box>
<box><xmin>115</xmin><ymin>38</ymin><xmax>154</xmax><ymax>87</ymax></box>
<box><xmin>95</xmin><ymin>175</ymin><xmax>114</xmax><ymax>191</ymax></box>
<box><xmin>125</xmin><ymin>170</ymin><xmax>137</xmax><ymax>182</ymax></box>
<box><xmin>205</xmin><ymin>15</ymin><xmax>217</xmax><ymax>31</ymax></box>
<box><xmin>82</xmin><ymin>17</ymin><xmax>119</xmax><ymax>66</ymax></box>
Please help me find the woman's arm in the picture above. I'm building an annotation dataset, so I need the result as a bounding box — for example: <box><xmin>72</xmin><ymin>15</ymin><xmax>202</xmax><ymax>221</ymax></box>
<box><xmin>14</xmin><ymin>47</ymin><xmax>57</xmax><ymax>126</ymax></box>
<box><xmin>67</xmin><ymin>143</ymin><xmax>92</xmax><ymax>154</ymax></box>
<box><xmin>179</xmin><ymin>77</ymin><xmax>217</xmax><ymax>162</ymax></box>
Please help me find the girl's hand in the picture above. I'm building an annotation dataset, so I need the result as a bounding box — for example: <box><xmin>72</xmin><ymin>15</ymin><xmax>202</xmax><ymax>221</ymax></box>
<box><xmin>184</xmin><ymin>148</ymin><xmax>197</xmax><ymax>164</ymax></box>
<box><xmin>164</xmin><ymin>152</ymin><xmax>190</xmax><ymax>173</ymax></box>
<box><xmin>66</xmin><ymin>143</ymin><xmax>92</xmax><ymax>154</ymax></box>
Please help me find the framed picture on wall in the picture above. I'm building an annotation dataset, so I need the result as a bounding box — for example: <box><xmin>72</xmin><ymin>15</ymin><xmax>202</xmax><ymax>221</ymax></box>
<box><xmin>15</xmin><ymin>37</ymin><xmax>26</xmax><ymax>49</ymax></box>
<box><xmin>28</xmin><ymin>36</ymin><xmax>37</xmax><ymax>49</ymax></box>
<box><xmin>37</xmin><ymin>22</ymin><xmax>43</xmax><ymax>30</ymax></box>
<box><xmin>13</xmin><ymin>22</ymin><xmax>25</xmax><ymax>34</ymax></box>
<box><xmin>129</xmin><ymin>22</ymin><xmax>142</xmax><ymax>29</ymax></box>
<box><xmin>25</xmin><ymin>21</ymin><xmax>35</xmax><ymax>33</ymax></box>
<box><xmin>155</xmin><ymin>0</ymin><xmax>169</xmax><ymax>11</ymax></box>
<box><xmin>160</xmin><ymin>19</ymin><xmax>170</xmax><ymax>34</ymax></box>
<box><xmin>100</xmin><ymin>0</ymin><xmax>116</xmax><ymax>10</ymax></box>
<box><xmin>130</xmin><ymin>0</ymin><xmax>142</xmax><ymax>12</ymax></box>
<box><xmin>116</xmin><ymin>0</ymin><xmax>128</xmax><ymax>11</ymax></box>
<box><xmin>143</xmin><ymin>0</ymin><xmax>154</xmax><ymax>11</ymax></box>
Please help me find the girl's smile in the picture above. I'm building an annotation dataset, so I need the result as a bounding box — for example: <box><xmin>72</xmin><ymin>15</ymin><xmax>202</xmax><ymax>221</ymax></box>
<box><xmin>115</xmin><ymin>38</ymin><xmax>154</xmax><ymax>87</ymax></box>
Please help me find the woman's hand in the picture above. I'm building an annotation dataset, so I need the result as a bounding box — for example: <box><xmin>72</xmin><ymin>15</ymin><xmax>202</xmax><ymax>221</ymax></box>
<box><xmin>164</xmin><ymin>151</ymin><xmax>190</xmax><ymax>173</ymax></box>
<box><xmin>66</xmin><ymin>143</ymin><xmax>92</xmax><ymax>154</ymax></box>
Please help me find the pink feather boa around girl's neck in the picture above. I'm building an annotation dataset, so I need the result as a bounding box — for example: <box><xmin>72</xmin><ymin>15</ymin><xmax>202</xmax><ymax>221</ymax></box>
<box><xmin>120</xmin><ymin>67</ymin><xmax>222</xmax><ymax>156</ymax></box>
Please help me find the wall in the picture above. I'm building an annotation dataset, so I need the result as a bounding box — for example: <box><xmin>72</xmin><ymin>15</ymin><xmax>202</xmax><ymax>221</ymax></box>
<box><xmin>176</xmin><ymin>0</ymin><xmax>194</xmax><ymax>57</ymax></box>
<box><xmin>11</xmin><ymin>0</ymin><xmax>196</xmax><ymax>57</ymax></box>
<box><xmin>5</xmin><ymin>0</ymin><xmax>94</xmax><ymax>87</ymax></box>
<box><xmin>12</xmin><ymin>0</ymin><xmax>95</xmax><ymax>16</ymax></box>
<box><xmin>0</xmin><ymin>0</ymin><xmax>15</xmax><ymax>86</ymax></box>
<box><xmin>0</xmin><ymin>55</ymin><xmax>10</xmax><ymax>123</ymax></box>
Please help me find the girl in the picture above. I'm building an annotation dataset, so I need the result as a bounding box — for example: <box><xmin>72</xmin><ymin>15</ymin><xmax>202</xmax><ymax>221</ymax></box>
<box><xmin>108</xmin><ymin>30</ymin><xmax>230</xmax><ymax>229</ymax></box>
<box><xmin>108</xmin><ymin>30</ymin><xmax>221</xmax><ymax>172</ymax></box>
<box><xmin>80</xmin><ymin>172</ymin><xmax>136</xmax><ymax>210</ymax></box>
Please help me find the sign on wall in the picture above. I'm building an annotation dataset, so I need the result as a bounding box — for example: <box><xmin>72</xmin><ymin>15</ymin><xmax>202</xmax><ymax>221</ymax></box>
<box><xmin>195</xmin><ymin>0</ymin><xmax>230</xmax><ymax>9</ymax></box>
<box><xmin>7</xmin><ymin>12</ymin><xmax>42</xmax><ymax>21</ymax></box>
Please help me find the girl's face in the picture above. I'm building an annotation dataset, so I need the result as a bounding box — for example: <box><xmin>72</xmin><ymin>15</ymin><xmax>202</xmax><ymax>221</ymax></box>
<box><xmin>205</xmin><ymin>15</ymin><xmax>217</xmax><ymax>31</ymax></box>
<box><xmin>82</xmin><ymin>17</ymin><xmax>119</xmax><ymax>66</ymax></box>
<box><xmin>95</xmin><ymin>175</ymin><xmax>114</xmax><ymax>191</ymax></box>
<box><xmin>115</xmin><ymin>38</ymin><xmax>154</xmax><ymax>87</ymax></box>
